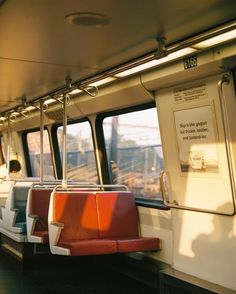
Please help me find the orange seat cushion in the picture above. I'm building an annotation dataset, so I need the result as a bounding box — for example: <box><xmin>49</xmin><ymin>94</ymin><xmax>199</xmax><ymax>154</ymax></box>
<box><xmin>96</xmin><ymin>192</ymin><xmax>139</xmax><ymax>238</ymax></box>
<box><xmin>58</xmin><ymin>239</ymin><xmax>117</xmax><ymax>256</ymax></box>
<box><xmin>54</xmin><ymin>192</ymin><xmax>99</xmax><ymax>242</ymax></box>
<box><xmin>116</xmin><ymin>237</ymin><xmax>160</xmax><ymax>253</ymax></box>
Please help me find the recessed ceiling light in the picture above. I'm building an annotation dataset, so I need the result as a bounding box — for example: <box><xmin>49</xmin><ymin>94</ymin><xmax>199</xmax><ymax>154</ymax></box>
<box><xmin>64</xmin><ymin>12</ymin><xmax>110</xmax><ymax>27</ymax></box>
<box><xmin>89</xmin><ymin>77</ymin><xmax>116</xmax><ymax>87</ymax></box>
<box><xmin>192</xmin><ymin>28</ymin><xmax>236</xmax><ymax>49</ymax></box>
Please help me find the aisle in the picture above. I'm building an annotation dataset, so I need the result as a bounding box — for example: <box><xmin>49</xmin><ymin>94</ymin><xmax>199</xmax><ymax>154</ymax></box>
<box><xmin>0</xmin><ymin>251</ymin><xmax>158</xmax><ymax>294</ymax></box>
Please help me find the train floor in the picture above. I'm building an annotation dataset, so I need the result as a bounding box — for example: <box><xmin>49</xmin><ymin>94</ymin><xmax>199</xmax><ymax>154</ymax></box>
<box><xmin>0</xmin><ymin>250</ymin><xmax>166</xmax><ymax>294</ymax></box>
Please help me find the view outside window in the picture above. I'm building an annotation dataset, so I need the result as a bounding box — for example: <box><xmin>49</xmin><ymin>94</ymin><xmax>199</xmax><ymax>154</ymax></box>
<box><xmin>27</xmin><ymin>130</ymin><xmax>54</xmax><ymax>179</ymax></box>
<box><xmin>57</xmin><ymin>121</ymin><xmax>98</xmax><ymax>183</ymax></box>
<box><xmin>103</xmin><ymin>108</ymin><xmax>164</xmax><ymax>200</ymax></box>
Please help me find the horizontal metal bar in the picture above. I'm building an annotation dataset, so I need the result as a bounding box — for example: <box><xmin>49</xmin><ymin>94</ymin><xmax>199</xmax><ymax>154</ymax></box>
<box><xmin>53</xmin><ymin>184</ymin><xmax>128</xmax><ymax>192</ymax></box>
<box><xmin>159</xmin><ymin>171</ymin><xmax>235</xmax><ymax>216</ymax></box>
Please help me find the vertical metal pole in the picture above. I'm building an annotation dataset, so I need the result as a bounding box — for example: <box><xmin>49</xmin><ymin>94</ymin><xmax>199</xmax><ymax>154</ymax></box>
<box><xmin>6</xmin><ymin>116</ymin><xmax>11</xmax><ymax>180</ymax></box>
<box><xmin>218</xmin><ymin>74</ymin><xmax>236</xmax><ymax>214</ymax></box>
<box><xmin>62</xmin><ymin>94</ymin><xmax>67</xmax><ymax>188</ymax></box>
<box><xmin>39</xmin><ymin>100</ymin><xmax>44</xmax><ymax>184</ymax></box>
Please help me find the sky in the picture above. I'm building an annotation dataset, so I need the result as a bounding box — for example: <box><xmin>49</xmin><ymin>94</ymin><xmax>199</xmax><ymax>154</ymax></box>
<box><xmin>64</xmin><ymin>108</ymin><xmax>162</xmax><ymax>146</ymax></box>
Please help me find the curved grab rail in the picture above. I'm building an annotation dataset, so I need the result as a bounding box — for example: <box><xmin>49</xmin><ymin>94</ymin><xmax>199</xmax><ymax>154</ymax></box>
<box><xmin>160</xmin><ymin>170</ymin><xmax>235</xmax><ymax>216</ymax></box>
<box><xmin>78</xmin><ymin>85</ymin><xmax>98</xmax><ymax>97</ymax></box>
<box><xmin>217</xmin><ymin>74</ymin><xmax>236</xmax><ymax>214</ymax></box>
<box><xmin>159</xmin><ymin>170</ymin><xmax>170</xmax><ymax>206</ymax></box>
<box><xmin>20</xmin><ymin>109</ymin><xmax>30</xmax><ymax>118</ymax></box>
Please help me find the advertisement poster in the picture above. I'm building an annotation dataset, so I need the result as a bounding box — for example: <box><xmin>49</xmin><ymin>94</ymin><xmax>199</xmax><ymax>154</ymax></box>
<box><xmin>174</xmin><ymin>105</ymin><xmax>219</xmax><ymax>173</ymax></box>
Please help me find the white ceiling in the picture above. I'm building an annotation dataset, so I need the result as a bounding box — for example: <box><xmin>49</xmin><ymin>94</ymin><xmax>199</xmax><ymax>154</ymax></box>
<box><xmin>0</xmin><ymin>0</ymin><xmax>235</xmax><ymax>112</ymax></box>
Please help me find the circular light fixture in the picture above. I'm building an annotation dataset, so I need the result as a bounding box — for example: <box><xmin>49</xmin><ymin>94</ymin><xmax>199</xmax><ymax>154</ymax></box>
<box><xmin>64</xmin><ymin>12</ymin><xmax>110</xmax><ymax>27</ymax></box>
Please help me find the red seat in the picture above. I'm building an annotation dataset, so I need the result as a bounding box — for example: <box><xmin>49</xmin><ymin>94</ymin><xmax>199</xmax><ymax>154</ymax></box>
<box><xmin>96</xmin><ymin>192</ymin><xmax>139</xmax><ymax>238</ymax></box>
<box><xmin>53</xmin><ymin>192</ymin><xmax>117</xmax><ymax>256</ymax></box>
<box><xmin>116</xmin><ymin>237</ymin><xmax>160</xmax><ymax>253</ymax></box>
<box><xmin>96</xmin><ymin>191</ymin><xmax>160</xmax><ymax>253</ymax></box>
<box><xmin>58</xmin><ymin>239</ymin><xmax>117</xmax><ymax>256</ymax></box>
<box><xmin>51</xmin><ymin>191</ymin><xmax>160</xmax><ymax>256</ymax></box>
<box><xmin>30</xmin><ymin>189</ymin><xmax>52</xmax><ymax>242</ymax></box>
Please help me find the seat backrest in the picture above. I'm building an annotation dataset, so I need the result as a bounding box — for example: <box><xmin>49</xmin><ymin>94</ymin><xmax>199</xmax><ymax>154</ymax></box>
<box><xmin>96</xmin><ymin>191</ymin><xmax>139</xmax><ymax>238</ymax></box>
<box><xmin>30</xmin><ymin>188</ymin><xmax>52</xmax><ymax>231</ymax></box>
<box><xmin>53</xmin><ymin>191</ymin><xmax>99</xmax><ymax>242</ymax></box>
<box><xmin>13</xmin><ymin>185</ymin><xmax>32</xmax><ymax>223</ymax></box>
<box><xmin>0</xmin><ymin>181</ymin><xmax>14</xmax><ymax>219</ymax></box>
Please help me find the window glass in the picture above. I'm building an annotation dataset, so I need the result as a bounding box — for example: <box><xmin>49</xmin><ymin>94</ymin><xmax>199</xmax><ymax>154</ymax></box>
<box><xmin>57</xmin><ymin>121</ymin><xmax>98</xmax><ymax>183</ymax></box>
<box><xmin>103</xmin><ymin>108</ymin><xmax>164</xmax><ymax>200</ymax></box>
<box><xmin>26</xmin><ymin>130</ymin><xmax>54</xmax><ymax>179</ymax></box>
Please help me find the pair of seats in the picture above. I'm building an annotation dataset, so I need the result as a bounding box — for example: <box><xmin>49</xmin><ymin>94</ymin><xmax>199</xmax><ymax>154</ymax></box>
<box><xmin>0</xmin><ymin>180</ymin><xmax>55</xmax><ymax>243</ymax></box>
<box><xmin>49</xmin><ymin>191</ymin><xmax>160</xmax><ymax>256</ymax></box>
<box><xmin>1</xmin><ymin>181</ymin><xmax>33</xmax><ymax>234</ymax></box>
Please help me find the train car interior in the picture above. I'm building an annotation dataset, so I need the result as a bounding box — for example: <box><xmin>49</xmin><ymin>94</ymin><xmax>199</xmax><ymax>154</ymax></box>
<box><xmin>0</xmin><ymin>0</ymin><xmax>235</xmax><ymax>293</ymax></box>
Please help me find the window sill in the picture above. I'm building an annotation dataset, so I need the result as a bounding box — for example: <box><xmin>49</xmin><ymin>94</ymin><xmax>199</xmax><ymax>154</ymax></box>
<box><xmin>135</xmin><ymin>198</ymin><xmax>170</xmax><ymax>210</ymax></box>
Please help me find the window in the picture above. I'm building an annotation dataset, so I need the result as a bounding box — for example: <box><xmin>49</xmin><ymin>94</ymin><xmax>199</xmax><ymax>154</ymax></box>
<box><xmin>102</xmin><ymin>107</ymin><xmax>164</xmax><ymax>200</ymax></box>
<box><xmin>26</xmin><ymin>130</ymin><xmax>54</xmax><ymax>179</ymax></box>
<box><xmin>57</xmin><ymin>121</ymin><xmax>98</xmax><ymax>183</ymax></box>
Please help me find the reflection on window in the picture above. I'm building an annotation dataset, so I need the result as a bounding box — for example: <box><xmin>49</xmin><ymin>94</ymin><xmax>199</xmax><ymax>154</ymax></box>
<box><xmin>27</xmin><ymin>130</ymin><xmax>54</xmax><ymax>179</ymax></box>
<box><xmin>103</xmin><ymin>108</ymin><xmax>164</xmax><ymax>200</ymax></box>
<box><xmin>57</xmin><ymin>121</ymin><xmax>98</xmax><ymax>183</ymax></box>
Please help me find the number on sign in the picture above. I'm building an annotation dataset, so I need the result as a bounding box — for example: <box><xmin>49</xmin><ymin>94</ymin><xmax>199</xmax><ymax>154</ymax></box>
<box><xmin>183</xmin><ymin>56</ymin><xmax>198</xmax><ymax>69</ymax></box>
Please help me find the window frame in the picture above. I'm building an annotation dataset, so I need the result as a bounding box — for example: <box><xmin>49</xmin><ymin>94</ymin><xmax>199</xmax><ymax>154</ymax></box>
<box><xmin>96</xmin><ymin>102</ymin><xmax>169</xmax><ymax>210</ymax></box>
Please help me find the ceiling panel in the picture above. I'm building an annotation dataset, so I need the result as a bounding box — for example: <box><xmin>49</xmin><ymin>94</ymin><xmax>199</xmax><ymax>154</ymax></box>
<box><xmin>0</xmin><ymin>0</ymin><xmax>235</xmax><ymax>112</ymax></box>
